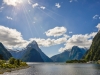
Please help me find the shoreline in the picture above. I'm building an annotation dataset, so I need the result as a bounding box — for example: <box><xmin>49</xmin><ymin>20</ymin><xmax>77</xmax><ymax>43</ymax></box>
<box><xmin>0</xmin><ymin>66</ymin><xmax>29</xmax><ymax>74</ymax></box>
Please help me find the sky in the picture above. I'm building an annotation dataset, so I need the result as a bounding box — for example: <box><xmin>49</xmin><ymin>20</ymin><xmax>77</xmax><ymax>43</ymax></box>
<box><xmin>0</xmin><ymin>0</ymin><xmax>100</xmax><ymax>57</ymax></box>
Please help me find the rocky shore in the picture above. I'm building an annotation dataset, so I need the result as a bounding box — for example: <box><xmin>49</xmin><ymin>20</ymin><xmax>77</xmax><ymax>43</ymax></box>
<box><xmin>0</xmin><ymin>66</ymin><xmax>29</xmax><ymax>74</ymax></box>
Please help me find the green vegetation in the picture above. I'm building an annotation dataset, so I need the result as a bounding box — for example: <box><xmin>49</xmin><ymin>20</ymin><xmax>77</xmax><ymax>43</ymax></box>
<box><xmin>84</xmin><ymin>31</ymin><xmax>100</xmax><ymax>61</ymax></box>
<box><xmin>66</xmin><ymin>59</ymin><xmax>87</xmax><ymax>63</ymax></box>
<box><xmin>0</xmin><ymin>54</ymin><xmax>3</xmax><ymax>60</ymax></box>
<box><xmin>97</xmin><ymin>60</ymin><xmax>100</xmax><ymax>64</ymax></box>
<box><xmin>0</xmin><ymin>43</ymin><xmax>12</xmax><ymax>60</ymax></box>
<box><xmin>0</xmin><ymin>57</ymin><xmax>28</xmax><ymax>74</ymax></box>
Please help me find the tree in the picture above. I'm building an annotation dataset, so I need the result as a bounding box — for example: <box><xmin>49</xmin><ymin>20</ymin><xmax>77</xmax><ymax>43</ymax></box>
<box><xmin>17</xmin><ymin>59</ymin><xmax>20</xmax><ymax>66</ymax></box>
<box><xmin>0</xmin><ymin>54</ymin><xmax>3</xmax><ymax>60</ymax></box>
<box><xmin>14</xmin><ymin>59</ymin><xmax>20</xmax><ymax>66</ymax></box>
<box><xmin>9</xmin><ymin>57</ymin><xmax>15</xmax><ymax>64</ymax></box>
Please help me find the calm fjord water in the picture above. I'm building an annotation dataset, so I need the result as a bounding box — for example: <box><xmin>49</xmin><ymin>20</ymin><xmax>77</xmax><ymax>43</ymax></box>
<box><xmin>1</xmin><ymin>63</ymin><xmax>100</xmax><ymax>75</ymax></box>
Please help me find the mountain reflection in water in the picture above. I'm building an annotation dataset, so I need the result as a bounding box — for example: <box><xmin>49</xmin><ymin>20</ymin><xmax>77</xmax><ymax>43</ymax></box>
<box><xmin>1</xmin><ymin>63</ymin><xmax>100</xmax><ymax>75</ymax></box>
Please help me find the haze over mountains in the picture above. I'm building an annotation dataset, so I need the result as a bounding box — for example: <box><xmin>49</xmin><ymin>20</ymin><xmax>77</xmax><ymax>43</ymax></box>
<box><xmin>0</xmin><ymin>31</ymin><xmax>100</xmax><ymax>62</ymax></box>
<box><xmin>51</xmin><ymin>46</ymin><xmax>87</xmax><ymax>62</ymax></box>
<box><xmin>9</xmin><ymin>41</ymin><xmax>52</xmax><ymax>62</ymax></box>
<box><xmin>9</xmin><ymin>41</ymin><xmax>87</xmax><ymax>62</ymax></box>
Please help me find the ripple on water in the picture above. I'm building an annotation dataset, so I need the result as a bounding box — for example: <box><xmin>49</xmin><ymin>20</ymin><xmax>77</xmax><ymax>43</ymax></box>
<box><xmin>1</xmin><ymin>63</ymin><xmax>100</xmax><ymax>75</ymax></box>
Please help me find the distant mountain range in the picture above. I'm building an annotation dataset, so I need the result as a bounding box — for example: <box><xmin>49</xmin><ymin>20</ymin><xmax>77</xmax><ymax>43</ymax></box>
<box><xmin>9</xmin><ymin>41</ymin><xmax>52</xmax><ymax>62</ymax></box>
<box><xmin>51</xmin><ymin>50</ymin><xmax>70</xmax><ymax>62</ymax></box>
<box><xmin>69</xmin><ymin>46</ymin><xmax>87</xmax><ymax>60</ymax></box>
<box><xmin>0</xmin><ymin>40</ymin><xmax>87</xmax><ymax>62</ymax></box>
<box><xmin>8</xmin><ymin>49</ymin><xmax>27</xmax><ymax>59</ymax></box>
<box><xmin>85</xmin><ymin>31</ymin><xmax>100</xmax><ymax>61</ymax></box>
<box><xmin>51</xmin><ymin>46</ymin><xmax>87</xmax><ymax>62</ymax></box>
<box><xmin>1</xmin><ymin>30</ymin><xmax>100</xmax><ymax>62</ymax></box>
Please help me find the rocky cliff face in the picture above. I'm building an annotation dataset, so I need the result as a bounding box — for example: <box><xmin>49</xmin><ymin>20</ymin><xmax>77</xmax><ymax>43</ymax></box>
<box><xmin>51</xmin><ymin>46</ymin><xmax>87</xmax><ymax>62</ymax></box>
<box><xmin>21</xmin><ymin>47</ymin><xmax>44</xmax><ymax>62</ymax></box>
<box><xmin>85</xmin><ymin>31</ymin><xmax>100</xmax><ymax>61</ymax></box>
<box><xmin>69</xmin><ymin>46</ymin><xmax>86</xmax><ymax>60</ymax></box>
<box><xmin>0</xmin><ymin>42</ymin><xmax>12</xmax><ymax>60</ymax></box>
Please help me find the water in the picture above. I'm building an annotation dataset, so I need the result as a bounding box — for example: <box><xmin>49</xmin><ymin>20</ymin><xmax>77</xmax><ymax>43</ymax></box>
<box><xmin>1</xmin><ymin>63</ymin><xmax>100</xmax><ymax>75</ymax></box>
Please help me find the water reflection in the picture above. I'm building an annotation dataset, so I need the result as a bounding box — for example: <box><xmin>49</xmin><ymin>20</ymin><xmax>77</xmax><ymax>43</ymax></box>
<box><xmin>1</xmin><ymin>63</ymin><xmax>100</xmax><ymax>75</ymax></box>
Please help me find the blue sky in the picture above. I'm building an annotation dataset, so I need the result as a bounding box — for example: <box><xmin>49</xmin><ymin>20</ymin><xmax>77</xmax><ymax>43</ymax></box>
<box><xmin>0</xmin><ymin>0</ymin><xmax>100</xmax><ymax>57</ymax></box>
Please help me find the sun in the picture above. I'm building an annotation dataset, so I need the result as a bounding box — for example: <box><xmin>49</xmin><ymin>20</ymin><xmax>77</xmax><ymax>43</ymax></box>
<box><xmin>3</xmin><ymin>0</ymin><xmax>23</xmax><ymax>6</ymax></box>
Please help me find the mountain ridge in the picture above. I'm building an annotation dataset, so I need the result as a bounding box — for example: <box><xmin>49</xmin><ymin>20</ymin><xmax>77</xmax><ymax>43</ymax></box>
<box><xmin>85</xmin><ymin>31</ymin><xmax>100</xmax><ymax>61</ymax></box>
<box><xmin>21</xmin><ymin>47</ymin><xmax>44</xmax><ymax>62</ymax></box>
<box><xmin>0</xmin><ymin>42</ymin><xmax>12</xmax><ymax>60</ymax></box>
<box><xmin>9</xmin><ymin>40</ymin><xmax>52</xmax><ymax>62</ymax></box>
<box><xmin>51</xmin><ymin>46</ymin><xmax>87</xmax><ymax>62</ymax></box>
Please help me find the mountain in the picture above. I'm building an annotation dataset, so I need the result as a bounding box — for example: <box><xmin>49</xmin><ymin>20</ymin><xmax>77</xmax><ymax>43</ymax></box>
<box><xmin>9</xmin><ymin>41</ymin><xmax>52</xmax><ymax>62</ymax></box>
<box><xmin>51</xmin><ymin>50</ymin><xmax>70</xmax><ymax>62</ymax></box>
<box><xmin>85</xmin><ymin>31</ymin><xmax>100</xmax><ymax>61</ymax></box>
<box><xmin>69</xmin><ymin>46</ymin><xmax>86</xmax><ymax>60</ymax></box>
<box><xmin>22</xmin><ymin>47</ymin><xmax>44</xmax><ymax>62</ymax></box>
<box><xmin>0</xmin><ymin>42</ymin><xmax>12</xmax><ymax>60</ymax></box>
<box><xmin>9</xmin><ymin>49</ymin><xmax>27</xmax><ymax>59</ymax></box>
<box><xmin>51</xmin><ymin>46</ymin><xmax>87</xmax><ymax>62</ymax></box>
<box><xmin>25</xmin><ymin>41</ymin><xmax>52</xmax><ymax>62</ymax></box>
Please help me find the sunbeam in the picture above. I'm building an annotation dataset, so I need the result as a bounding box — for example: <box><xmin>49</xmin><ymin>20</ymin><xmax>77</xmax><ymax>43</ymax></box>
<box><xmin>21</xmin><ymin>3</ymin><xmax>34</xmax><ymax>38</ymax></box>
<box><xmin>38</xmin><ymin>8</ymin><xmax>61</xmax><ymax>24</ymax></box>
<box><xmin>0</xmin><ymin>2</ymin><xmax>100</xmax><ymax>75</ymax></box>
<box><xmin>22</xmin><ymin>4</ymin><xmax>40</xmax><ymax>37</ymax></box>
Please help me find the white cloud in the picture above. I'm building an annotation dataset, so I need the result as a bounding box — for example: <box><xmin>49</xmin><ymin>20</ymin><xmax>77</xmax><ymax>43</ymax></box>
<box><xmin>69</xmin><ymin>0</ymin><xmax>77</xmax><ymax>3</ymax></box>
<box><xmin>96</xmin><ymin>23</ymin><xmax>100</xmax><ymax>31</ymax></box>
<box><xmin>59</xmin><ymin>32</ymin><xmax>97</xmax><ymax>52</ymax></box>
<box><xmin>33</xmin><ymin>22</ymin><xmax>35</xmax><ymax>23</ymax></box>
<box><xmin>32</xmin><ymin>3</ymin><xmax>38</xmax><ymax>8</ymax></box>
<box><xmin>28</xmin><ymin>0</ymin><xmax>31</xmax><ymax>5</ymax></box>
<box><xmin>93</xmin><ymin>15</ymin><xmax>99</xmax><ymax>19</ymax></box>
<box><xmin>40</xmin><ymin>6</ymin><xmax>46</xmax><ymax>10</ymax></box>
<box><xmin>0</xmin><ymin>7</ymin><xmax>4</xmax><ymax>12</ymax></box>
<box><xmin>45</xmin><ymin>27</ymin><xmax>67</xmax><ymax>37</ymax></box>
<box><xmin>69</xmin><ymin>32</ymin><xmax>73</xmax><ymax>34</ymax></box>
<box><xmin>0</xmin><ymin>25</ymin><xmax>70</xmax><ymax>49</ymax></box>
<box><xmin>29</xmin><ymin>36</ymin><xmax>69</xmax><ymax>47</ymax></box>
<box><xmin>0</xmin><ymin>25</ymin><xmax>28</xmax><ymax>49</ymax></box>
<box><xmin>69</xmin><ymin>0</ymin><xmax>73</xmax><ymax>2</ymax></box>
<box><xmin>55</xmin><ymin>3</ymin><xmax>61</xmax><ymax>8</ymax></box>
<box><xmin>0</xmin><ymin>24</ymin><xmax>98</xmax><ymax>53</ymax></box>
<box><xmin>6</xmin><ymin>16</ymin><xmax>13</xmax><ymax>20</ymax></box>
<box><xmin>3</xmin><ymin>0</ymin><xmax>22</xmax><ymax>6</ymax></box>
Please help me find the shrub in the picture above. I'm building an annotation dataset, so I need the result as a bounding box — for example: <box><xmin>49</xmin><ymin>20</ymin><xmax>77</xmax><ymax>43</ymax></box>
<box><xmin>9</xmin><ymin>57</ymin><xmax>15</xmax><ymax>65</ymax></box>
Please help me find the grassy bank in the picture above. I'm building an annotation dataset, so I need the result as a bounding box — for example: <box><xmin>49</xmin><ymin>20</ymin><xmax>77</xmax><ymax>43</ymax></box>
<box><xmin>0</xmin><ymin>66</ymin><xmax>29</xmax><ymax>74</ymax></box>
<box><xmin>66</xmin><ymin>59</ymin><xmax>87</xmax><ymax>63</ymax></box>
<box><xmin>66</xmin><ymin>59</ymin><xmax>100</xmax><ymax>64</ymax></box>
<box><xmin>0</xmin><ymin>57</ymin><xmax>29</xmax><ymax>74</ymax></box>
